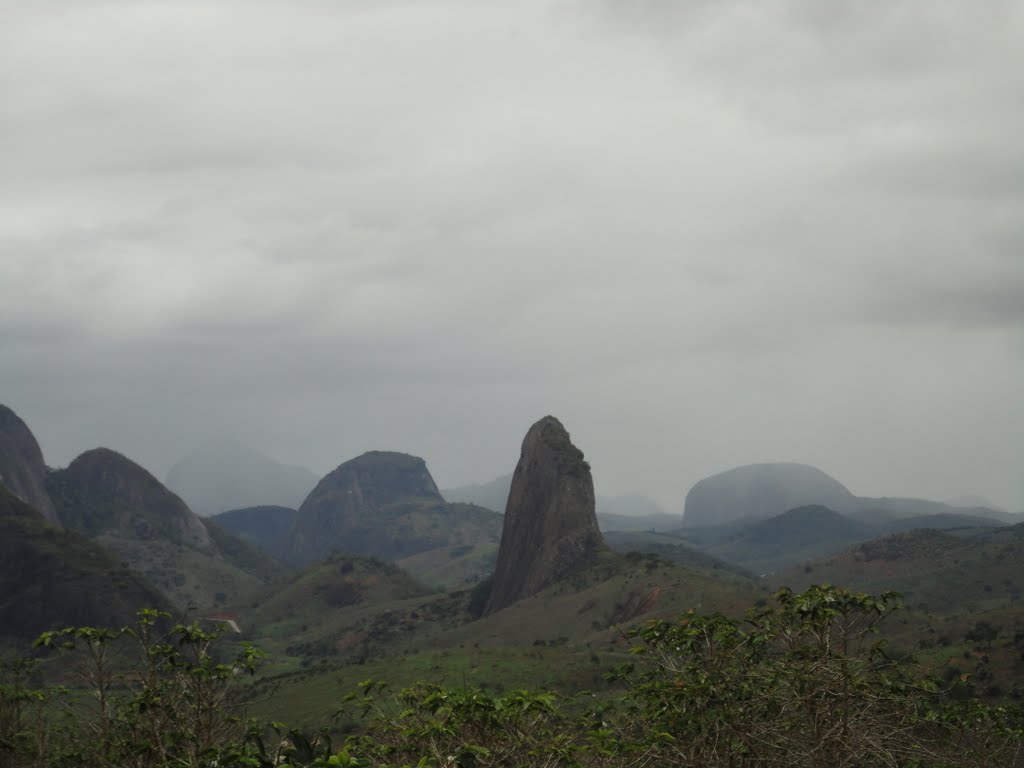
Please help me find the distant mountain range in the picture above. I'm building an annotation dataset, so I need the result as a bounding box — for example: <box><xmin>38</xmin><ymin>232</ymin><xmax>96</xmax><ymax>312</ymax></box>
<box><xmin>165</xmin><ymin>440</ymin><xmax>320</xmax><ymax>516</ymax></box>
<box><xmin>683</xmin><ymin>462</ymin><xmax>1014</xmax><ymax>527</ymax></box>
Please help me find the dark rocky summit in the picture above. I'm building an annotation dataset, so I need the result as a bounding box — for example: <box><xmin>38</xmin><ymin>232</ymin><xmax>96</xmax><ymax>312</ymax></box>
<box><xmin>48</xmin><ymin>447</ymin><xmax>214</xmax><ymax>551</ymax></box>
<box><xmin>485</xmin><ymin>416</ymin><xmax>605</xmax><ymax>615</ymax></box>
<box><xmin>683</xmin><ymin>462</ymin><xmax>858</xmax><ymax>527</ymax></box>
<box><xmin>0</xmin><ymin>404</ymin><xmax>59</xmax><ymax>524</ymax></box>
<box><xmin>289</xmin><ymin>451</ymin><xmax>463</xmax><ymax>565</ymax></box>
<box><xmin>46</xmin><ymin>448</ymin><xmax>279</xmax><ymax>608</ymax></box>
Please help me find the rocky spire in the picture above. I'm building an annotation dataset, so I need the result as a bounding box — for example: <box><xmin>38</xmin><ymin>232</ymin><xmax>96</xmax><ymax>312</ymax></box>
<box><xmin>484</xmin><ymin>416</ymin><xmax>605</xmax><ymax>614</ymax></box>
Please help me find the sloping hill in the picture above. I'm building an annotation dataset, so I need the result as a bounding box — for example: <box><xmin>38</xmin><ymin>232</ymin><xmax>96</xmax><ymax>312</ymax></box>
<box><xmin>684</xmin><ymin>463</ymin><xmax>858</xmax><ymax>527</ymax></box>
<box><xmin>683</xmin><ymin>462</ymin><xmax>1012</xmax><ymax>528</ymax></box>
<box><xmin>701</xmin><ymin>505</ymin><xmax>874</xmax><ymax>574</ymax></box>
<box><xmin>211</xmin><ymin>505</ymin><xmax>297</xmax><ymax>561</ymax></box>
<box><xmin>48</xmin><ymin>448</ymin><xmax>283</xmax><ymax>609</ymax></box>
<box><xmin>772</xmin><ymin>525</ymin><xmax>1024</xmax><ymax>614</ymax></box>
<box><xmin>603</xmin><ymin>530</ymin><xmax>754</xmax><ymax>578</ymax></box>
<box><xmin>0</xmin><ymin>487</ymin><xmax>172</xmax><ymax>642</ymax></box>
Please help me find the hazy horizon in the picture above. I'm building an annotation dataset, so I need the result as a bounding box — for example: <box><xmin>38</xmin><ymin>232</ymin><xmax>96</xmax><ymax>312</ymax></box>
<box><xmin>3</xmin><ymin>2</ymin><xmax>1022</xmax><ymax>512</ymax></box>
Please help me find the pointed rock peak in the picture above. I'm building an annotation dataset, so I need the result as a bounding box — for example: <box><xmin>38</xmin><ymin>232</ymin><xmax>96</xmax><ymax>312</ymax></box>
<box><xmin>484</xmin><ymin>416</ymin><xmax>605</xmax><ymax>615</ymax></box>
<box><xmin>0</xmin><ymin>404</ymin><xmax>59</xmax><ymax>525</ymax></box>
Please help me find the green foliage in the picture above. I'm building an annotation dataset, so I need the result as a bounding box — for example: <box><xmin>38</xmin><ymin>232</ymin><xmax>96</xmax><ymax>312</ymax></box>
<box><xmin>333</xmin><ymin>586</ymin><xmax>1024</xmax><ymax>767</ymax></box>
<box><xmin>9</xmin><ymin>609</ymin><xmax>265</xmax><ymax>767</ymax></box>
<box><xmin>4</xmin><ymin>588</ymin><xmax>1024</xmax><ymax>767</ymax></box>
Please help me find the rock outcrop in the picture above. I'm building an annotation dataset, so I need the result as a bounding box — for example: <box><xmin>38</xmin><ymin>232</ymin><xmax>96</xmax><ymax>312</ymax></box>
<box><xmin>683</xmin><ymin>463</ymin><xmax>858</xmax><ymax>527</ymax></box>
<box><xmin>47</xmin><ymin>448</ymin><xmax>278</xmax><ymax>608</ymax></box>
<box><xmin>288</xmin><ymin>451</ymin><xmax>500</xmax><ymax>566</ymax></box>
<box><xmin>0</xmin><ymin>404</ymin><xmax>59</xmax><ymax>524</ymax></box>
<box><xmin>485</xmin><ymin>416</ymin><xmax>605</xmax><ymax>614</ymax></box>
<box><xmin>49</xmin><ymin>448</ymin><xmax>214</xmax><ymax>551</ymax></box>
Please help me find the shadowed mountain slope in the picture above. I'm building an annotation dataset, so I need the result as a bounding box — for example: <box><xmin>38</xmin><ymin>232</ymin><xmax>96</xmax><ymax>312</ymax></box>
<box><xmin>48</xmin><ymin>448</ymin><xmax>282</xmax><ymax>608</ymax></box>
<box><xmin>683</xmin><ymin>462</ymin><xmax>1013</xmax><ymax>529</ymax></box>
<box><xmin>211</xmin><ymin>505</ymin><xmax>298</xmax><ymax>561</ymax></box>
<box><xmin>0</xmin><ymin>404</ymin><xmax>59</xmax><ymax>524</ymax></box>
<box><xmin>0</xmin><ymin>487</ymin><xmax>172</xmax><ymax>641</ymax></box>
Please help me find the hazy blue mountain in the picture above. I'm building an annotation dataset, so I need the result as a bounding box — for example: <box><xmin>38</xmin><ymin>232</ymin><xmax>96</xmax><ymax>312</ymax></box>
<box><xmin>683</xmin><ymin>462</ymin><xmax>1010</xmax><ymax>528</ymax></box>
<box><xmin>210</xmin><ymin>505</ymin><xmax>297</xmax><ymax>560</ymax></box>
<box><xmin>442</xmin><ymin>473</ymin><xmax>513</xmax><ymax>513</ymax></box>
<box><xmin>684</xmin><ymin>463</ymin><xmax>858</xmax><ymax>527</ymax></box>
<box><xmin>699</xmin><ymin>505</ymin><xmax>873</xmax><ymax>574</ymax></box>
<box><xmin>165</xmin><ymin>440</ymin><xmax>319</xmax><ymax>516</ymax></box>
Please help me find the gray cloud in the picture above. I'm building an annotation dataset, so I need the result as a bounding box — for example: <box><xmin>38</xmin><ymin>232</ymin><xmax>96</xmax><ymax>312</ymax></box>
<box><xmin>2</xmin><ymin>0</ymin><xmax>1022</xmax><ymax>512</ymax></box>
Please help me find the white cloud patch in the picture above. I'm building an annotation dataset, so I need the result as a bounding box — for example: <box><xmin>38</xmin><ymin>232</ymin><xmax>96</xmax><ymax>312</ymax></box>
<box><xmin>1</xmin><ymin>0</ymin><xmax>1022</xmax><ymax>511</ymax></box>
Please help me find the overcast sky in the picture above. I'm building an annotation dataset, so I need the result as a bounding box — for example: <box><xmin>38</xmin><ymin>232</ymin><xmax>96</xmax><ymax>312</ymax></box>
<box><xmin>2</xmin><ymin>0</ymin><xmax>1022</xmax><ymax>513</ymax></box>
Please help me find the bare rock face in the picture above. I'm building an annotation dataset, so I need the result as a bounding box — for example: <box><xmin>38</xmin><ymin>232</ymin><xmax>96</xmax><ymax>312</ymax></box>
<box><xmin>289</xmin><ymin>451</ymin><xmax>449</xmax><ymax>565</ymax></box>
<box><xmin>485</xmin><ymin>416</ymin><xmax>605</xmax><ymax>614</ymax></box>
<box><xmin>0</xmin><ymin>405</ymin><xmax>59</xmax><ymax>525</ymax></box>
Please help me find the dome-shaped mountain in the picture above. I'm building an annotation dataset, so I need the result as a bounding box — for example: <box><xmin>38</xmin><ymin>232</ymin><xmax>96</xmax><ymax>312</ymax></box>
<box><xmin>484</xmin><ymin>416</ymin><xmax>606</xmax><ymax>615</ymax></box>
<box><xmin>0</xmin><ymin>404</ymin><xmax>59</xmax><ymax>524</ymax></box>
<box><xmin>49</xmin><ymin>448</ymin><xmax>213</xmax><ymax>550</ymax></box>
<box><xmin>683</xmin><ymin>462</ymin><xmax>857</xmax><ymax>527</ymax></box>
<box><xmin>47</xmin><ymin>448</ymin><xmax>281</xmax><ymax>608</ymax></box>
<box><xmin>289</xmin><ymin>451</ymin><xmax>499</xmax><ymax>566</ymax></box>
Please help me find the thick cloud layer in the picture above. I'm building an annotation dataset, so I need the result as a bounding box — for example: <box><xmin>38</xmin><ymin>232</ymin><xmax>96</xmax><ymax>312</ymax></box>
<box><xmin>2</xmin><ymin>0</ymin><xmax>1022</xmax><ymax>511</ymax></box>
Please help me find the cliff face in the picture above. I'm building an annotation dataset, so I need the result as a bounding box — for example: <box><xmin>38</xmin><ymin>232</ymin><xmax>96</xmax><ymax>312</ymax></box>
<box><xmin>0</xmin><ymin>405</ymin><xmax>59</xmax><ymax>525</ymax></box>
<box><xmin>289</xmin><ymin>451</ymin><xmax>451</xmax><ymax>565</ymax></box>
<box><xmin>485</xmin><ymin>416</ymin><xmax>605</xmax><ymax>614</ymax></box>
<box><xmin>286</xmin><ymin>450</ymin><xmax>501</xmax><ymax>565</ymax></box>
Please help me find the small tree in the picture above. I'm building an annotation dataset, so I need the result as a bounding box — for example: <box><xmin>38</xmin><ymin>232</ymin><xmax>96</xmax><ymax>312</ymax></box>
<box><xmin>32</xmin><ymin>609</ymin><xmax>264</xmax><ymax>768</ymax></box>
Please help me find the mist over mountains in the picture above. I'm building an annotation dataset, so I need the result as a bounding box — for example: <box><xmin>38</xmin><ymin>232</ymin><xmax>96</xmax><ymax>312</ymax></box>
<box><xmin>165</xmin><ymin>440</ymin><xmax>320</xmax><ymax>516</ymax></box>
<box><xmin>3</xmin><ymin>399</ymin><xmax>1024</xmax><ymax>743</ymax></box>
